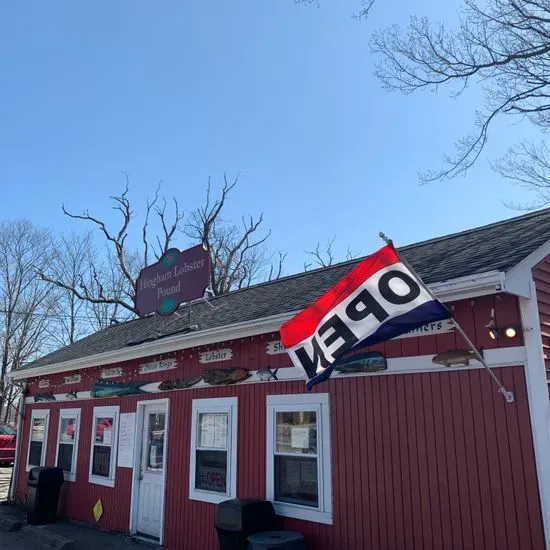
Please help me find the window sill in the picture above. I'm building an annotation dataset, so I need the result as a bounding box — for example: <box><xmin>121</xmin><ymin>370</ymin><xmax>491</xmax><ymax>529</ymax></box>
<box><xmin>88</xmin><ymin>476</ymin><xmax>115</xmax><ymax>488</ymax></box>
<box><xmin>272</xmin><ymin>502</ymin><xmax>333</xmax><ymax>525</ymax></box>
<box><xmin>63</xmin><ymin>473</ymin><xmax>76</xmax><ymax>483</ymax></box>
<box><xmin>189</xmin><ymin>489</ymin><xmax>233</xmax><ymax>504</ymax></box>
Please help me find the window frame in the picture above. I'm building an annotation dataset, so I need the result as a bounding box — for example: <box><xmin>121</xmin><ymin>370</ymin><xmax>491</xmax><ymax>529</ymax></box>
<box><xmin>88</xmin><ymin>405</ymin><xmax>119</xmax><ymax>488</ymax></box>
<box><xmin>55</xmin><ymin>408</ymin><xmax>81</xmax><ymax>482</ymax></box>
<box><xmin>266</xmin><ymin>393</ymin><xmax>332</xmax><ymax>525</ymax></box>
<box><xmin>27</xmin><ymin>409</ymin><xmax>50</xmax><ymax>471</ymax></box>
<box><xmin>189</xmin><ymin>397</ymin><xmax>238</xmax><ymax>504</ymax></box>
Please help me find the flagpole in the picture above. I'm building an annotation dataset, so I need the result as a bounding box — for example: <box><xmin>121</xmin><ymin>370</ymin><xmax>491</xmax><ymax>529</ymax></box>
<box><xmin>379</xmin><ymin>232</ymin><xmax>515</xmax><ymax>404</ymax></box>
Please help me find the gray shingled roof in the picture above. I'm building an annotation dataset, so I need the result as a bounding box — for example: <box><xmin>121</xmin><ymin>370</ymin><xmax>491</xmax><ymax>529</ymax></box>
<box><xmin>22</xmin><ymin>208</ymin><xmax>550</xmax><ymax>370</ymax></box>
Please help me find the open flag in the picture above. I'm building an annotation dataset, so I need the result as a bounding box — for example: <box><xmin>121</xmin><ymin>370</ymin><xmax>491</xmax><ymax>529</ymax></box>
<box><xmin>280</xmin><ymin>243</ymin><xmax>452</xmax><ymax>389</ymax></box>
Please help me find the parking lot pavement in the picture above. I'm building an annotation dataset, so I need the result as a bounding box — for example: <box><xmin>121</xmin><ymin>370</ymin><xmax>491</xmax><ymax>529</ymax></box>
<box><xmin>0</xmin><ymin>467</ymin><xmax>12</xmax><ymax>501</ymax></box>
<box><xmin>0</xmin><ymin>529</ymin><xmax>31</xmax><ymax>550</ymax></box>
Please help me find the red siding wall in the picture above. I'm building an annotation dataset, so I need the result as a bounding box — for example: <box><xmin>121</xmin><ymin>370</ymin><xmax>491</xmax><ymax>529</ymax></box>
<box><xmin>533</xmin><ymin>259</ymin><xmax>550</xmax><ymax>388</ymax></box>
<box><xmin>17</xmin><ymin>367</ymin><xmax>543</xmax><ymax>550</ymax></box>
<box><xmin>15</xmin><ymin>293</ymin><xmax>540</xmax><ymax>550</ymax></box>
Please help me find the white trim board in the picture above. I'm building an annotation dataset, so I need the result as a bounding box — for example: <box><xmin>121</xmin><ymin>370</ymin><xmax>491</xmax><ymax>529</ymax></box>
<box><xmin>24</xmin><ymin>346</ymin><xmax>526</xmax><ymax>405</ymax></box>
<box><xmin>519</xmin><ymin>282</ymin><xmax>550</xmax><ymax>549</ymax></box>
<box><xmin>8</xmin><ymin>269</ymin><xmax>527</xmax><ymax>383</ymax></box>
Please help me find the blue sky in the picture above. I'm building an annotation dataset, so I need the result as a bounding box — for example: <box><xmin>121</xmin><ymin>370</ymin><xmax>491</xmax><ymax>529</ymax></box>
<box><xmin>0</xmin><ymin>0</ymin><xmax>534</xmax><ymax>275</ymax></box>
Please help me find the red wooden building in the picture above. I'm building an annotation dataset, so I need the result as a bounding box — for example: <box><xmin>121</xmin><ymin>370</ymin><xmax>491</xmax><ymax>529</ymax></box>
<box><xmin>7</xmin><ymin>209</ymin><xmax>550</xmax><ymax>549</ymax></box>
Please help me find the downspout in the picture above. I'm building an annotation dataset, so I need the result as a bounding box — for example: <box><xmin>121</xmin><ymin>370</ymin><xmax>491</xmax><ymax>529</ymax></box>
<box><xmin>8</xmin><ymin>392</ymin><xmax>26</xmax><ymax>503</ymax></box>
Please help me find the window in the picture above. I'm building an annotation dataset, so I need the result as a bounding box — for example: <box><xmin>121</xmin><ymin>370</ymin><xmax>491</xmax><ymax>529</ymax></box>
<box><xmin>55</xmin><ymin>409</ymin><xmax>81</xmax><ymax>482</ymax></box>
<box><xmin>27</xmin><ymin>410</ymin><xmax>50</xmax><ymax>470</ymax></box>
<box><xmin>89</xmin><ymin>406</ymin><xmax>119</xmax><ymax>487</ymax></box>
<box><xmin>266</xmin><ymin>394</ymin><xmax>332</xmax><ymax>524</ymax></box>
<box><xmin>189</xmin><ymin>397</ymin><xmax>237</xmax><ymax>504</ymax></box>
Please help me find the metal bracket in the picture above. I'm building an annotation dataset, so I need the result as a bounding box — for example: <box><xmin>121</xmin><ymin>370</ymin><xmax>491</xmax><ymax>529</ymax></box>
<box><xmin>499</xmin><ymin>388</ymin><xmax>515</xmax><ymax>404</ymax></box>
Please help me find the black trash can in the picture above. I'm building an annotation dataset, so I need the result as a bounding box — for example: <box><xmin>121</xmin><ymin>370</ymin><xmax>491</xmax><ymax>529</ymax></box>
<box><xmin>27</xmin><ymin>466</ymin><xmax>64</xmax><ymax>525</ymax></box>
<box><xmin>248</xmin><ymin>531</ymin><xmax>306</xmax><ymax>550</ymax></box>
<box><xmin>215</xmin><ymin>499</ymin><xmax>276</xmax><ymax>550</ymax></box>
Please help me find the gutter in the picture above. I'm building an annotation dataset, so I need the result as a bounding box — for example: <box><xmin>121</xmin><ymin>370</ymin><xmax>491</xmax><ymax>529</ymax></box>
<box><xmin>7</xmin><ymin>270</ymin><xmax>511</xmax><ymax>381</ymax></box>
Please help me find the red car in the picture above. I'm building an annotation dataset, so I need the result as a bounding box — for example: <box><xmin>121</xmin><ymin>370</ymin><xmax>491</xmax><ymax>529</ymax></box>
<box><xmin>0</xmin><ymin>423</ymin><xmax>16</xmax><ymax>466</ymax></box>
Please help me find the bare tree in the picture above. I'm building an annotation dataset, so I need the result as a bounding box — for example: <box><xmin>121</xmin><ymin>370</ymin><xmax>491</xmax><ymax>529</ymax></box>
<box><xmin>38</xmin><ymin>179</ymin><xmax>182</xmax><ymax>317</ymax></box>
<box><xmin>0</xmin><ymin>221</ymin><xmax>56</xmax><ymax>416</ymax></box>
<box><xmin>39</xmin><ymin>175</ymin><xmax>283</xmax><ymax>318</ymax></box>
<box><xmin>185</xmin><ymin>174</ymin><xmax>283</xmax><ymax>294</ymax></box>
<box><xmin>372</xmin><ymin>0</ymin><xmax>550</xmax><ymax>201</ymax></box>
<box><xmin>294</xmin><ymin>0</ymin><xmax>376</xmax><ymax>19</ymax></box>
<box><xmin>41</xmin><ymin>232</ymin><xmax>96</xmax><ymax>347</ymax></box>
<box><xmin>304</xmin><ymin>237</ymin><xmax>359</xmax><ymax>270</ymax></box>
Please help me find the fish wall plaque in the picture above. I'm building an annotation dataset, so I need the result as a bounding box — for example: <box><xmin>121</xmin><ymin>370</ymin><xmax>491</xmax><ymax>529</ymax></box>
<box><xmin>258</xmin><ymin>368</ymin><xmax>279</xmax><ymax>381</ymax></box>
<box><xmin>34</xmin><ymin>393</ymin><xmax>56</xmax><ymax>402</ymax></box>
<box><xmin>432</xmin><ymin>349</ymin><xmax>477</xmax><ymax>367</ymax></box>
<box><xmin>158</xmin><ymin>376</ymin><xmax>202</xmax><ymax>391</ymax></box>
<box><xmin>90</xmin><ymin>380</ymin><xmax>152</xmax><ymax>398</ymax></box>
<box><xmin>333</xmin><ymin>350</ymin><xmax>387</xmax><ymax>373</ymax></box>
<box><xmin>202</xmin><ymin>368</ymin><xmax>250</xmax><ymax>385</ymax></box>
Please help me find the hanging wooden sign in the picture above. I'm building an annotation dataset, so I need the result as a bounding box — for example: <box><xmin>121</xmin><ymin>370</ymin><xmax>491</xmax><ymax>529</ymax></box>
<box><xmin>101</xmin><ymin>367</ymin><xmax>123</xmax><ymax>379</ymax></box>
<box><xmin>63</xmin><ymin>374</ymin><xmax>82</xmax><ymax>385</ymax></box>
<box><xmin>398</xmin><ymin>319</ymin><xmax>454</xmax><ymax>339</ymax></box>
<box><xmin>199</xmin><ymin>348</ymin><xmax>233</xmax><ymax>364</ymax></box>
<box><xmin>139</xmin><ymin>358</ymin><xmax>177</xmax><ymax>374</ymax></box>
<box><xmin>266</xmin><ymin>340</ymin><xmax>286</xmax><ymax>355</ymax></box>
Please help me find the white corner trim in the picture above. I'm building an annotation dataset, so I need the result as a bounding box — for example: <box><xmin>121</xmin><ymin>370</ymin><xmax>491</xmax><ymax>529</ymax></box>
<box><xmin>189</xmin><ymin>396</ymin><xmax>238</xmax><ymax>505</ymax></box>
<box><xmin>519</xmin><ymin>281</ymin><xmax>550</xmax><ymax>549</ymax></box>
<box><xmin>10</xmin><ymin>395</ymin><xmax>26</xmax><ymax>501</ymax></box>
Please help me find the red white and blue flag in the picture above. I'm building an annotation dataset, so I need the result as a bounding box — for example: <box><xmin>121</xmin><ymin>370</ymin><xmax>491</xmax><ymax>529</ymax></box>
<box><xmin>280</xmin><ymin>244</ymin><xmax>452</xmax><ymax>389</ymax></box>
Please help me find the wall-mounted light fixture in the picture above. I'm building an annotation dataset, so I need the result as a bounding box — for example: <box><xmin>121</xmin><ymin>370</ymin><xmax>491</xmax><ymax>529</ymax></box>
<box><xmin>486</xmin><ymin>309</ymin><xmax>518</xmax><ymax>339</ymax></box>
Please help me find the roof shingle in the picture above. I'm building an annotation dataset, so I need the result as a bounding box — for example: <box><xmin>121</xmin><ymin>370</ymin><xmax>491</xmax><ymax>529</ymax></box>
<box><xmin>23</xmin><ymin>208</ymin><xmax>550</xmax><ymax>370</ymax></box>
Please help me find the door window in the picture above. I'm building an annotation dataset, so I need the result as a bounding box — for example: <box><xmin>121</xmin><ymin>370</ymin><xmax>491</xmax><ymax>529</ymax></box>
<box><xmin>144</xmin><ymin>412</ymin><xmax>166</xmax><ymax>471</ymax></box>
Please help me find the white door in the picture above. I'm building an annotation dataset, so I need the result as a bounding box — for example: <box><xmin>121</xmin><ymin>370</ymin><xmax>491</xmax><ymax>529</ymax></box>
<box><xmin>136</xmin><ymin>404</ymin><xmax>167</xmax><ymax>540</ymax></box>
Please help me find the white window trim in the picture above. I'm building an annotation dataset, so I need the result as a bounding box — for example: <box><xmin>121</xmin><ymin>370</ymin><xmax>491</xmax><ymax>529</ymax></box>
<box><xmin>89</xmin><ymin>405</ymin><xmax>119</xmax><ymax>488</ymax></box>
<box><xmin>55</xmin><ymin>408</ymin><xmax>81</xmax><ymax>482</ymax></box>
<box><xmin>266</xmin><ymin>393</ymin><xmax>332</xmax><ymax>525</ymax></box>
<box><xmin>189</xmin><ymin>397</ymin><xmax>238</xmax><ymax>504</ymax></box>
<box><xmin>27</xmin><ymin>409</ymin><xmax>50</xmax><ymax>471</ymax></box>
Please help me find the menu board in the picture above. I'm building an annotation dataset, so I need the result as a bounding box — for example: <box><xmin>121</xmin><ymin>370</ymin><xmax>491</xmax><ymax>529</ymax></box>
<box><xmin>117</xmin><ymin>413</ymin><xmax>136</xmax><ymax>468</ymax></box>
<box><xmin>199</xmin><ymin>414</ymin><xmax>228</xmax><ymax>449</ymax></box>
